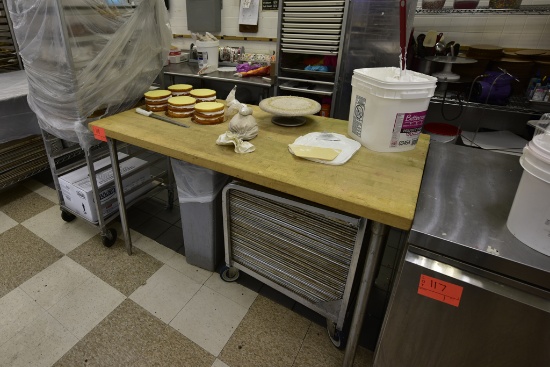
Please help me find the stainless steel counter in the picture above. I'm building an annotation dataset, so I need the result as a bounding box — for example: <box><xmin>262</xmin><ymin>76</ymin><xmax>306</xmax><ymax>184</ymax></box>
<box><xmin>409</xmin><ymin>142</ymin><xmax>550</xmax><ymax>291</ymax></box>
<box><xmin>162</xmin><ymin>62</ymin><xmax>274</xmax><ymax>90</ymax></box>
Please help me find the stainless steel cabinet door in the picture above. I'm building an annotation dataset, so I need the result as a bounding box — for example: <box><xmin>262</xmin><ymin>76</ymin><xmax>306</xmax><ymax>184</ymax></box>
<box><xmin>375</xmin><ymin>249</ymin><xmax>550</xmax><ymax>367</ymax></box>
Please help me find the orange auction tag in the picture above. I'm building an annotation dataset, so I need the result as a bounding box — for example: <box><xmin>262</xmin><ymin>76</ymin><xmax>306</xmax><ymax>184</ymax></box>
<box><xmin>418</xmin><ymin>274</ymin><xmax>463</xmax><ymax>307</ymax></box>
<box><xmin>92</xmin><ymin>126</ymin><xmax>107</xmax><ymax>142</ymax></box>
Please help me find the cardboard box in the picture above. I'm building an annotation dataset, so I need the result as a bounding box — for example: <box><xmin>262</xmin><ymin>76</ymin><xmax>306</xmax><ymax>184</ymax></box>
<box><xmin>59</xmin><ymin>153</ymin><xmax>151</xmax><ymax>223</ymax></box>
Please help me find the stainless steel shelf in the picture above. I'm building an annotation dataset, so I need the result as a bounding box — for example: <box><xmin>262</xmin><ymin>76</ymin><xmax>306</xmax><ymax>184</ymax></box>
<box><xmin>416</xmin><ymin>5</ymin><xmax>550</xmax><ymax>15</ymax></box>
<box><xmin>431</xmin><ymin>92</ymin><xmax>544</xmax><ymax>115</ymax></box>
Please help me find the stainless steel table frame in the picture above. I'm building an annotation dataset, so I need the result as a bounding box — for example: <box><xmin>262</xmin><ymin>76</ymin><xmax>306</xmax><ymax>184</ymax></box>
<box><xmin>162</xmin><ymin>63</ymin><xmax>274</xmax><ymax>101</ymax></box>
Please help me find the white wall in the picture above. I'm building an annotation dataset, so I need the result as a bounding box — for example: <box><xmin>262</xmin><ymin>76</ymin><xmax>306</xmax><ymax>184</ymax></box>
<box><xmin>414</xmin><ymin>1</ymin><xmax>550</xmax><ymax>49</ymax></box>
<box><xmin>168</xmin><ymin>0</ymin><xmax>279</xmax><ymax>55</ymax></box>
<box><xmin>166</xmin><ymin>0</ymin><xmax>550</xmax><ymax>54</ymax></box>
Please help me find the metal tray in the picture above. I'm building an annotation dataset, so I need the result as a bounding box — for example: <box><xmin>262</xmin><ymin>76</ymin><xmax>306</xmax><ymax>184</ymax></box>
<box><xmin>281</xmin><ymin>48</ymin><xmax>338</xmax><ymax>55</ymax></box>
<box><xmin>281</xmin><ymin>38</ymin><xmax>340</xmax><ymax>45</ymax></box>
<box><xmin>282</xmin><ymin>28</ymin><xmax>341</xmax><ymax>34</ymax></box>
<box><xmin>282</xmin><ymin>22</ymin><xmax>342</xmax><ymax>28</ymax></box>
<box><xmin>284</xmin><ymin>0</ymin><xmax>345</xmax><ymax>5</ymax></box>
<box><xmin>283</xmin><ymin>17</ymin><xmax>342</xmax><ymax>22</ymax></box>
<box><xmin>280</xmin><ymin>67</ymin><xmax>336</xmax><ymax>77</ymax></box>
<box><xmin>284</xmin><ymin>6</ymin><xmax>344</xmax><ymax>11</ymax></box>
<box><xmin>282</xmin><ymin>33</ymin><xmax>340</xmax><ymax>40</ymax></box>
<box><xmin>282</xmin><ymin>43</ymin><xmax>339</xmax><ymax>51</ymax></box>
<box><xmin>283</xmin><ymin>12</ymin><xmax>343</xmax><ymax>17</ymax></box>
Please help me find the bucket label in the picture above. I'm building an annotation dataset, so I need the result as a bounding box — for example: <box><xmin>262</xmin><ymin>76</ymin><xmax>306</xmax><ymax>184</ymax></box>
<box><xmin>390</xmin><ymin>111</ymin><xmax>426</xmax><ymax>148</ymax></box>
<box><xmin>351</xmin><ymin>95</ymin><xmax>366</xmax><ymax>137</ymax></box>
<box><xmin>198</xmin><ymin>51</ymin><xmax>208</xmax><ymax>69</ymax></box>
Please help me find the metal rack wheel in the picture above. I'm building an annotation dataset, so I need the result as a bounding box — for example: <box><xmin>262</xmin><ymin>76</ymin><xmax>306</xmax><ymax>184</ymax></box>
<box><xmin>220</xmin><ymin>265</ymin><xmax>240</xmax><ymax>282</ymax></box>
<box><xmin>61</xmin><ymin>210</ymin><xmax>76</xmax><ymax>222</ymax></box>
<box><xmin>102</xmin><ymin>228</ymin><xmax>117</xmax><ymax>247</ymax></box>
<box><xmin>326</xmin><ymin>319</ymin><xmax>346</xmax><ymax>349</ymax></box>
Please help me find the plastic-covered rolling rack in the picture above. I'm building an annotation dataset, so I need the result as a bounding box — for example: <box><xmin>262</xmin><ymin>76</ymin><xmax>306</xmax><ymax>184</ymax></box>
<box><xmin>41</xmin><ymin>129</ymin><xmax>173</xmax><ymax>253</ymax></box>
<box><xmin>220</xmin><ymin>181</ymin><xmax>367</xmax><ymax>348</ymax></box>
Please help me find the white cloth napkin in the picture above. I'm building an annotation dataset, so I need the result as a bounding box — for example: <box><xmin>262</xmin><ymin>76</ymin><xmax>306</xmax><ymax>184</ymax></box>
<box><xmin>216</xmin><ymin>131</ymin><xmax>256</xmax><ymax>153</ymax></box>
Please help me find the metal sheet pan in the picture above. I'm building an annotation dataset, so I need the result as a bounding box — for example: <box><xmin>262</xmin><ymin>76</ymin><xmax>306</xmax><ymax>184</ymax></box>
<box><xmin>284</xmin><ymin>1</ymin><xmax>345</xmax><ymax>5</ymax></box>
<box><xmin>283</xmin><ymin>12</ymin><xmax>343</xmax><ymax>17</ymax></box>
<box><xmin>282</xmin><ymin>38</ymin><xmax>340</xmax><ymax>45</ymax></box>
<box><xmin>282</xmin><ymin>22</ymin><xmax>341</xmax><ymax>28</ymax></box>
<box><xmin>282</xmin><ymin>43</ymin><xmax>339</xmax><ymax>51</ymax></box>
<box><xmin>282</xmin><ymin>33</ymin><xmax>340</xmax><ymax>40</ymax></box>
<box><xmin>284</xmin><ymin>6</ymin><xmax>344</xmax><ymax>11</ymax></box>
<box><xmin>283</xmin><ymin>17</ymin><xmax>342</xmax><ymax>22</ymax></box>
<box><xmin>281</xmin><ymin>48</ymin><xmax>338</xmax><ymax>55</ymax></box>
<box><xmin>280</xmin><ymin>67</ymin><xmax>336</xmax><ymax>77</ymax></box>
<box><xmin>282</xmin><ymin>28</ymin><xmax>341</xmax><ymax>34</ymax></box>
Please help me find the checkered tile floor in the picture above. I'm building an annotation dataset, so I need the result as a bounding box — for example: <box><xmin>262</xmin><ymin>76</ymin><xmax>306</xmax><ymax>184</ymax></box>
<box><xmin>0</xmin><ymin>177</ymin><xmax>374</xmax><ymax>367</ymax></box>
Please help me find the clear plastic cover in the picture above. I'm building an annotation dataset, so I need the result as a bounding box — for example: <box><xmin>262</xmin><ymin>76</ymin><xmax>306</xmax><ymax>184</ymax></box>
<box><xmin>6</xmin><ymin>0</ymin><xmax>172</xmax><ymax>150</ymax></box>
<box><xmin>170</xmin><ymin>159</ymin><xmax>230</xmax><ymax>203</ymax></box>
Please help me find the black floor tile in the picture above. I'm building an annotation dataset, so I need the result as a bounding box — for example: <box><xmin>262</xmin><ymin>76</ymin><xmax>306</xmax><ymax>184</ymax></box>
<box><xmin>155</xmin><ymin>225</ymin><xmax>184</xmax><ymax>251</ymax></box>
<box><xmin>259</xmin><ymin>284</ymin><xmax>296</xmax><ymax>310</ymax></box>
<box><xmin>153</xmin><ymin>204</ymin><xmax>181</xmax><ymax>225</ymax></box>
<box><xmin>134</xmin><ymin>197</ymin><xmax>167</xmax><ymax>216</ymax></box>
<box><xmin>126</xmin><ymin>207</ymin><xmax>153</xmax><ymax>230</ymax></box>
<box><xmin>133</xmin><ymin>217</ymin><xmax>172</xmax><ymax>240</ymax></box>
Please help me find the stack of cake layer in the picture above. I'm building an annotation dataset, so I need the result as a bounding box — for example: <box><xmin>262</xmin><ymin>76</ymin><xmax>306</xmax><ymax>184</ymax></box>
<box><xmin>194</xmin><ymin>102</ymin><xmax>225</xmax><ymax>125</ymax></box>
<box><xmin>189</xmin><ymin>89</ymin><xmax>217</xmax><ymax>102</ymax></box>
<box><xmin>168</xmin><ymin>84</ymin><xmax>193</xmax><ymax>96</ymax></box>
<box><xmin>166</xmin><ymin>96</ymin><xmax>196</xmax><ymax>118</ymax></box>
<box><xmin>144</xmin><ymin>90</ymin><xmax>171</xmax><ymax>112</ymax></box>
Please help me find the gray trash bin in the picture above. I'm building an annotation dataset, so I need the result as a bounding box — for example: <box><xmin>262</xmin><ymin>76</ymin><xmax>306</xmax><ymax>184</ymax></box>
<box><xmin>171</xmin><ymin>159</ymin><xmax>230</xmax><ymax>271</ymax></box>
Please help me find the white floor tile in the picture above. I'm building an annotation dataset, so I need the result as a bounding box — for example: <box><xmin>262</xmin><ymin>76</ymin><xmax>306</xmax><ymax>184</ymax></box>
<box><xmin>0</xmin><ymin>288</ymin><xmax>44</xmax><ymax>347</ymax></box>
<box><xmin>212</xmin><ymin>359</ymin><xmax>231</xmax><ymax>367</ymax></box>
<box><xmin>0</xmin><ymin>210</ymin><xmax>17</xmax><ymax>235</ymax></box>
<box><xmin>20</xmin><ymin>256</ymin><xmax>93</xmax><ymax>310</ymax></box>
<box><xmin>48</xmin><ymin>276</ymin><xmax>125</xmax><ymax>339</ymax></box>
<box><xmin>165</xmin><ymin>252</ymin><xmax>213</xmax><ymax>285</ymax></box>
<box><xmin>204</xmin><ymin>273</ymin><xmax>258</xmax><ymax>309</ymax></box>
<box><xmin>170</xmin><ymin>286</ymin><xmax>248</xmax><ymax>357</ymax></box>
<box><xmin>22</xmin><ymin>179</ymin><xmax>59</xmax><ymax>204</ymax></box>
<box><xmin>0</xmin><ymin>312</ymin><xmax>77</xmax><ymax>367</ymax></box>
<box><xmin>133</xmin><ymin>235</ymin><xmax>177</xmax><ymax>264</ymax></box>
<box><xmin>21</xmin><ymin>206</ymin><xmax>99</xmax><ymax>254</ymax></box>
<box><xmin>129</xmin><ymin>264</ymin><xmax>201</xmax><ymax>323</ymax></box>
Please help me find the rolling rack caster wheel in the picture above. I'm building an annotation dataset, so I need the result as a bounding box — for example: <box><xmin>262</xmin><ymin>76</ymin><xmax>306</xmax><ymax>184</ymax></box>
<box><xmin>102</xmin><ymin>228</ymin><xmax>117</xmax><ymax>247</ymax></box>
<box><xmin>61</xmin><ymin>210</ymin><xmax>76</xmax><ymax>222</ymax></box>
<box><xmin>327</xmin><ymin>319</ymin><xmax>347</xmax><ymax>349</ymax></box>
<box><xmin>220</xmin><ymin>265</ymin><xmax>240</xmax><ymax>282</ymax></box>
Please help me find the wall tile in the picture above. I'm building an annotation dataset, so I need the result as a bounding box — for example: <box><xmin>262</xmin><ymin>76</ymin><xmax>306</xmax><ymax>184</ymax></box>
<box><xmin>520</xmin><ymin>34</ymin><xmax>543</xmax><ymax>49</ymax></box>
<box><xmin>484</xmin><ymin>15</ymin><xmax>507</xmax><ymax>33</ymax></box>
<box><xmin>504</xmin><ymin>15</ymin><xmax>527</xmax><ymax>33</ymax></box>
<box><xmin>499</xmin><ymin>33</ymin><xmax>522</xmax><ymax>48</ymax></box>
<box><xmin>481</xmin><ymin>33</ymin><xmax>502</xmax><ymax>45</ymax></box>
<box><xmin>467</xmin><ymin>16</ymin><xmax>487</xmax><ymax>32</ymax></box>
<box><xmin>522</xmin><ymin>15</ymin><xmax>548</xmax><ymax>34</ymax></box>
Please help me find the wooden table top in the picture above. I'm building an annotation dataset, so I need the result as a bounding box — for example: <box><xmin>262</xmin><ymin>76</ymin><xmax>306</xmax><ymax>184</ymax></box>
<box><xmin>90</xmin><ymin>106</ymin><xmax>429</xmax><ymax>230</ymax></box>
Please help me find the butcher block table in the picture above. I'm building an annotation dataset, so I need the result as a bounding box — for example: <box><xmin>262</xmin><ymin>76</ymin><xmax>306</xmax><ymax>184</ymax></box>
<box><xmin>89</xmin><ymin>105</ymin><xmax>430</xmax><ymax>367</ymax></box>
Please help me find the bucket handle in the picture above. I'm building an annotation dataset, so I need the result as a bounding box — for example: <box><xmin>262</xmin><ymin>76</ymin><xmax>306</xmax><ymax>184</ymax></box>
<box><xmin>398</xmin><ymin>89</ymin><xmax>435</xmax><ymax>99</ymax></box>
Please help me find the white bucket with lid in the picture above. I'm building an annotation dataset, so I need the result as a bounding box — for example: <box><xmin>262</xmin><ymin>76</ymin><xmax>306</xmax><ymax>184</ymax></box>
<box><xmin>507</xmin><ymin>130</ymin><xmax>550</xmax><ymax>256</ymax></box>
<box><xmin>348</xmin><ymin>67</ymin><xmax>437</xmax><ymax>152</ymax></box>
<box><xmin>196</xmin><ymin>40</ymin><xmax>219</xmax><ymax>74</ymax></box>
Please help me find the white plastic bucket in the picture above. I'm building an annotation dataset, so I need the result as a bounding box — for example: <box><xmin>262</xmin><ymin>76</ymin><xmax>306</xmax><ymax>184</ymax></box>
<box><xmin>348</xmin><ymin>67</ymin><xmax>437</xmax><ymax>152</ymax></box>
<box><xmin>196</xmin><ymin>40</ymin><xmax>219</xmax><ymax>74</ymax></box>
<box><xmin>507</xmin><ymin>132</ymin><xmax>550</xmax><ymax>256</ymax></box>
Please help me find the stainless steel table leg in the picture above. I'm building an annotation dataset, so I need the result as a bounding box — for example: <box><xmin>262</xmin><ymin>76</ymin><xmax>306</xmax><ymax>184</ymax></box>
<box><xmin>343</xmin><ymin>221</ymin><xmax>389</xmax><ymax>367</ymax></box>
<box><xmin>107</xmin><ymin>138</ymin><xmax>132</xmax><ymax>255</ymax></box>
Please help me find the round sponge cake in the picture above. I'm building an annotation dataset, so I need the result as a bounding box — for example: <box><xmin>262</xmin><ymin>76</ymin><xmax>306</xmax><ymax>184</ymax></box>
<box><xmin>168</xmin><ymin>84</ymin><xmax>193</xmax><ymax>96</ymax></box>
<box><xmin>168</xmin><ymin>96</ymin><xmax>196</xmax><ymax>107</ymax></box>
<box><xmin>190</xmin><ymin>89</ymin><xmax>217</xmax><ymax>102</ymax></box>
<box><xmin>193</xmin><ymin>101</ymin><xmax>225</xmax><ymax>125</ymax></box>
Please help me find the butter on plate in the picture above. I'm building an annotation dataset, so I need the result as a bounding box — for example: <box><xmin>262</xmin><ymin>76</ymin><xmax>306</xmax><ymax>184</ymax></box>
<box><xmin>288</xmin><ymin>144</ymin><xmax>342</xmax><ymax>161</ymax></box>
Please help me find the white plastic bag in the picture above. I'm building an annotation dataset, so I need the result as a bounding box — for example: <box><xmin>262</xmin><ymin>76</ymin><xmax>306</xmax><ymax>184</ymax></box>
<box><xmin>170</xmin><ymin>159</ymin><xmax>230</xmax><ymax>203</ymax></box>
